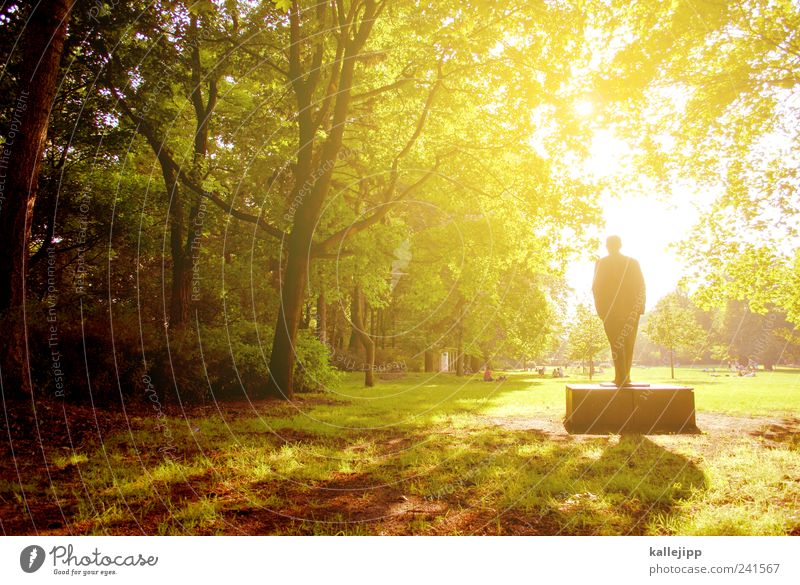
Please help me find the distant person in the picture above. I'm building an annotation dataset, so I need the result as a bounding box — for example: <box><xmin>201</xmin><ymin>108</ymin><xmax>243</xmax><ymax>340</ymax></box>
<box><xmin>592</xmin><ymin>235</ymin><xmax>646</xmax><ymax>387</ymax></box>
<box><xmin>483</xmin><ymin>366</ymin><xmax>493</xmax><ymax>382</ymax></box>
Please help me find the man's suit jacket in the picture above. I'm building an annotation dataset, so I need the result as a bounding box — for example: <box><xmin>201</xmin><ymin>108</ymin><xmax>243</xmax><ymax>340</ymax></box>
<box><xmin>592</xmin><ymin>253</ymin><xmax>646</xmax><ymax>322</ymax></box>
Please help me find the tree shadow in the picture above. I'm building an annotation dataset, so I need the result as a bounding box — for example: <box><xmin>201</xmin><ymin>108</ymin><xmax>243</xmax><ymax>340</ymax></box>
<box><xmin>212</xmin><ymin>424</ymin><xmax>708</xmax><ymax>535</ymax></box>
<box><xmin>3</xmin><ymin>374</ymin><xmax>709</xmax><ymax>535</ymax></box>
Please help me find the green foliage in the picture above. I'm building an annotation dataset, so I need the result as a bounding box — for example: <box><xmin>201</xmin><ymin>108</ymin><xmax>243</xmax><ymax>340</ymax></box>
<box><xmin>567</xmin><ymin>304</ymin><xmax>608</xmax><ymax>373</ymax></box>
<box><xmin>293</xmin><ymin>330</ymin><xmax>342</xmax><ymax>393</ymax></box>
<box><xmin>271</xmin><ymin>0</ymin><xmax>291</xmax><ymax>12</ymax></box>
<box><xmin>644</xmin><ymin>292</ymin><xmax>706</xmax><ymax>368</ymax></box>
<box><xmin>595</xmin><ymin>0</ymin><xmax>800</xmax><ymax>327</ymax></box>
<box><xmin>147</xmin><ymin>322</ymin><xmax>341</xmax><ymax>402</ymax></box>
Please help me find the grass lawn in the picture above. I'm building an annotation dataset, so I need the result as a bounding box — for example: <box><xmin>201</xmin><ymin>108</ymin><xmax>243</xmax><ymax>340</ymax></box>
<box><xmin>2</xmin><ymin>366</ymin><xmax>799</xmax><ymax>535</ymax></box>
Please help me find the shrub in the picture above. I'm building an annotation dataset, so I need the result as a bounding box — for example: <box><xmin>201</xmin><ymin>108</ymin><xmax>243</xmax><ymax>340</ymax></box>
<box><xmin>293</xmin><ymin>330</ymin><xmax>342</xmax><ymax>392</ymax></box>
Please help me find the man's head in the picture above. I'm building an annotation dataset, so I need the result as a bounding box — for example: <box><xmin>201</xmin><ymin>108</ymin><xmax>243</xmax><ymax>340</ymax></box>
<box><xmin>606</xmin><ymin>235</ymin><xmax>622</xmax><ymax>254</ymax></box>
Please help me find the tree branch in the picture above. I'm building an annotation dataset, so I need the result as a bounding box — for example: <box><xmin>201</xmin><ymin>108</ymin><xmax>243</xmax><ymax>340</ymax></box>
<box><xmin>312</xmin><ymin>160</ymin><xmax>442</xmax><ymax>256</ymax></box>
<box><xmin>350</xmin><ymin>76</ymin><xmax>414</xmax><ymax>102</ymax></box>
<box><xmin>110</xmin><ymin>88</ymin><xmax>286</xmax><ymax>241</ymax></box>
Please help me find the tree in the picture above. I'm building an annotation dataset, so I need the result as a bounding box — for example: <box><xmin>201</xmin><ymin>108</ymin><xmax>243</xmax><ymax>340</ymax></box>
<box><xmin>262</xmin><ymin>0</ymin><xmax>602</xmax><ymax>397</ymax></box>
<box><xmin>0</xmin><ymin>0</ymin><xmax>74</xmax><ymax>395</ymax></box>
<box><xmin>567</xmin><ymin>304</ymin><xmax>607</xmax><ymax>380</ymax></box>
<box><xmin>714</xmin><ymin>300</ymin><xmax>793</xmax><ymax>370</ymax></box>
<box><xmin>592</xmin><ymin>1</ymin><xmax>800</xmax><ymax>327</ymax></box>
<box><xmin>0</xmin><ymin>0</ymin><xmax>609</xmax><ymax>403</ymax></box>
<box><xmin>644</xmin><ymin>293</ymin><xmax>705</xmax><ymax>379</ymax></box>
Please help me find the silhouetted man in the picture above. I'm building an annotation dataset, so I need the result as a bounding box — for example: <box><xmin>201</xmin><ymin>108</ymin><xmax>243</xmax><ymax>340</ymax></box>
<box><xmin>592</xmin><ymin>236</ymin><xmax>646</xmax><ymax>387</ymax></box>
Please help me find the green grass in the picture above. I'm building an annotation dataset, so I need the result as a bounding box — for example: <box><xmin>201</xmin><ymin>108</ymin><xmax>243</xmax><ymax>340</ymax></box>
<box><xmin>637</xmin><ymin>365</ymin><xmax>800</xmax><ymax>416</ymax></box>
<box><xmin>11</xmin><ymin>366</ymin><xmax>800</xmax><ymax>535</ymax></box>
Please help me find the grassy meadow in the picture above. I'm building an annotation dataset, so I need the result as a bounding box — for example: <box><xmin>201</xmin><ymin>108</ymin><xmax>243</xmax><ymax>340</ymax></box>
<box><xmin>2</xmin><ymin>366</ymin><xmax>799</xmax><ymax>536</ymax></box>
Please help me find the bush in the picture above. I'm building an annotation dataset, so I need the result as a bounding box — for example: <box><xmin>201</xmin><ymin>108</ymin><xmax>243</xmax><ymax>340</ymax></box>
<box><xmin>374</xmin><ymin>347</ymin><xmax>416</xmax><ymax>372</ymax></box>
<box><xmin>21</xmin><ymin>297</ymin><xmax>338</xmax><ymax>404</ymax></box>
<box><xmin>149</xmin><ymin>323</ymin><xmax>341</xmax><ymax>401</ymax></box>
<box><xmin>21</xmin><ymin>299</ymin><xmax>148</xmax><ymax>406</ymax></box>
<box><xmin>294</xmin><ymin>330</ymin><xmax>342</xmax><ymax>392</ymax></box>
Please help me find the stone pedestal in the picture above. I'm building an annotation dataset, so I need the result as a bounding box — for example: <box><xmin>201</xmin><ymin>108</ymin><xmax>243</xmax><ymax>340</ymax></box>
<box><xmin>564</xmin><ymin>384</ymin><xmax>697</xmax><ymax>434</ymax></box>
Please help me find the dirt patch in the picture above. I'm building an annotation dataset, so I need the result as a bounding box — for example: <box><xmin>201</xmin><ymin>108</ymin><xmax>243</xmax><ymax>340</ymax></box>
<box><xmin>696</xmin><ymin>412</ymin><xmax>800</xmax><ymax>442</ymax></box>
<box><xmin>477</xmin><ymin>411</ymin><xmax>799</xmax><ymax>441</ymax></box>
<box><xmin>747</xmin><ymin>416</ymin><xmax>800</xmax><ymax>449</ymax></box>
<box><xmin>475</xmin><ymin>415</ymin><xmax>568</xmax><ymax>437</ymax></box>
<box><xmin>432</xmin><ymin>505</ymin><xmax>559</xmax><ymax>535</ymax></box>
<box><xmin>223</xmin><ymin>472</ymin><xmax>448</xmax><ymax>535</ymax></box>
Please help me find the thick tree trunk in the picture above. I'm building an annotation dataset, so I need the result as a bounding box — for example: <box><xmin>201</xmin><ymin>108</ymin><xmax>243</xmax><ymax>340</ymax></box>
<box><xmin>266</xmin><ymin>236</ymin><xmax>310</xmax><ymax>399</ymax></box>
<box><xmin>424</xmin><ymin>350</ymin><xmax>436</xmax><ymax>372</ymax></box>
<box><xmin>266</xmin><ymin>1</ymin><xmax>377</xmax><ymax>398</ymax></box>
<box><xmin>169</xmin><ymin>249</ymin><xmax>191</xmax><ymax>326</ymax></box>
<box><xmin>0</xmin><ymin>0</ymin><xmax>73</xmax><ymax>395</ymax></box>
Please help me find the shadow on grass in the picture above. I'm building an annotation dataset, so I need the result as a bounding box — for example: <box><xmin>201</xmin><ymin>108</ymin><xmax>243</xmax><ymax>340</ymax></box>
<box><xmin>209</xmin><ymin>427</ymin><xmax>708</xmax><ymax>535</ymax></box>
<box><xmin>2</xmin><ymin>375</ymin><xmax>708</xmax><ymax>535</ymax></box>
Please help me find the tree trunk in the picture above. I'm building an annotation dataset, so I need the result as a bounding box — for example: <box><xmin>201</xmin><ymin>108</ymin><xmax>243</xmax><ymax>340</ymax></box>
<box><xmin>329</xmin><ymin>305</ymin><xmax>338</xmax><ymax>351</ymax></box>
<box><xmin>391</xmin><ymin>309</ymin><xmax>396</xmax><ymax>349</ymax></box>
<box><xmin>348</xmin><ymin>287</ymin><xmax>364</xmax><ymax>354</ymax></box>
<box><xmin>470</xmin><ymin>355</ymin><xmax>481</xmax><ymax>373</ymax></box>
<box><xmin>168</xmin><ymin>14</ymin><xmax>216</xmax><ymax>328</ymax></box>
<box><xmin>316</xmin><ymin>291</ymin><xmax>327</xmax><ymax>345</ymax></box>
<box><xmin>379</xmin><ymin>308</ymin><xmax>385</xmax><ymax>349</ymax></box>
<box><xmin>266</xmin><ymin>1</ymin><xmax>377</xmax><ymax>398</ymax></box>
<box><xmin>424</xmin><ymin>350</ymin><xmax>435</xmax><ymax>372</ymax></box>
<box><xmin>166</xmin><ymin>168</ymin><xmax>191</xmax><ymax>327</ymax></box>
<box><xmin>0</xmin><ymin>0</ymin><xmax>73</xmax><ymax>395</ymax></box>
<box><xmin>349</xmin><ymin>285</ymin><xmax>374</xmax><ymax>387</ymax></box>
<box><xmin>669</xmin><ymin>348</ymin><xmax>675</xmax><ymax>379</ymax></box>
<box><xmin>364</xmin><ymin>337</ymin><xmax>375</xmax><ymax>387</ymax></box>
<box><xmin>266</xmin><ymin>236</ymin><xmax>310</xmax><ymax>399</ymax></box>
<box><xmin>456</xmin><ymin>322</ymin><xmax>464</xmax><ymax>377</ymax></box>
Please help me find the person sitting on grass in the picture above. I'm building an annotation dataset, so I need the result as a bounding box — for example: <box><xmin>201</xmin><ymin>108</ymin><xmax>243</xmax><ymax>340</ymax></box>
<box><xmin>483</xmin><ymin>366</ymin><xmax>494</xmax><ymax>382</ymax></box>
